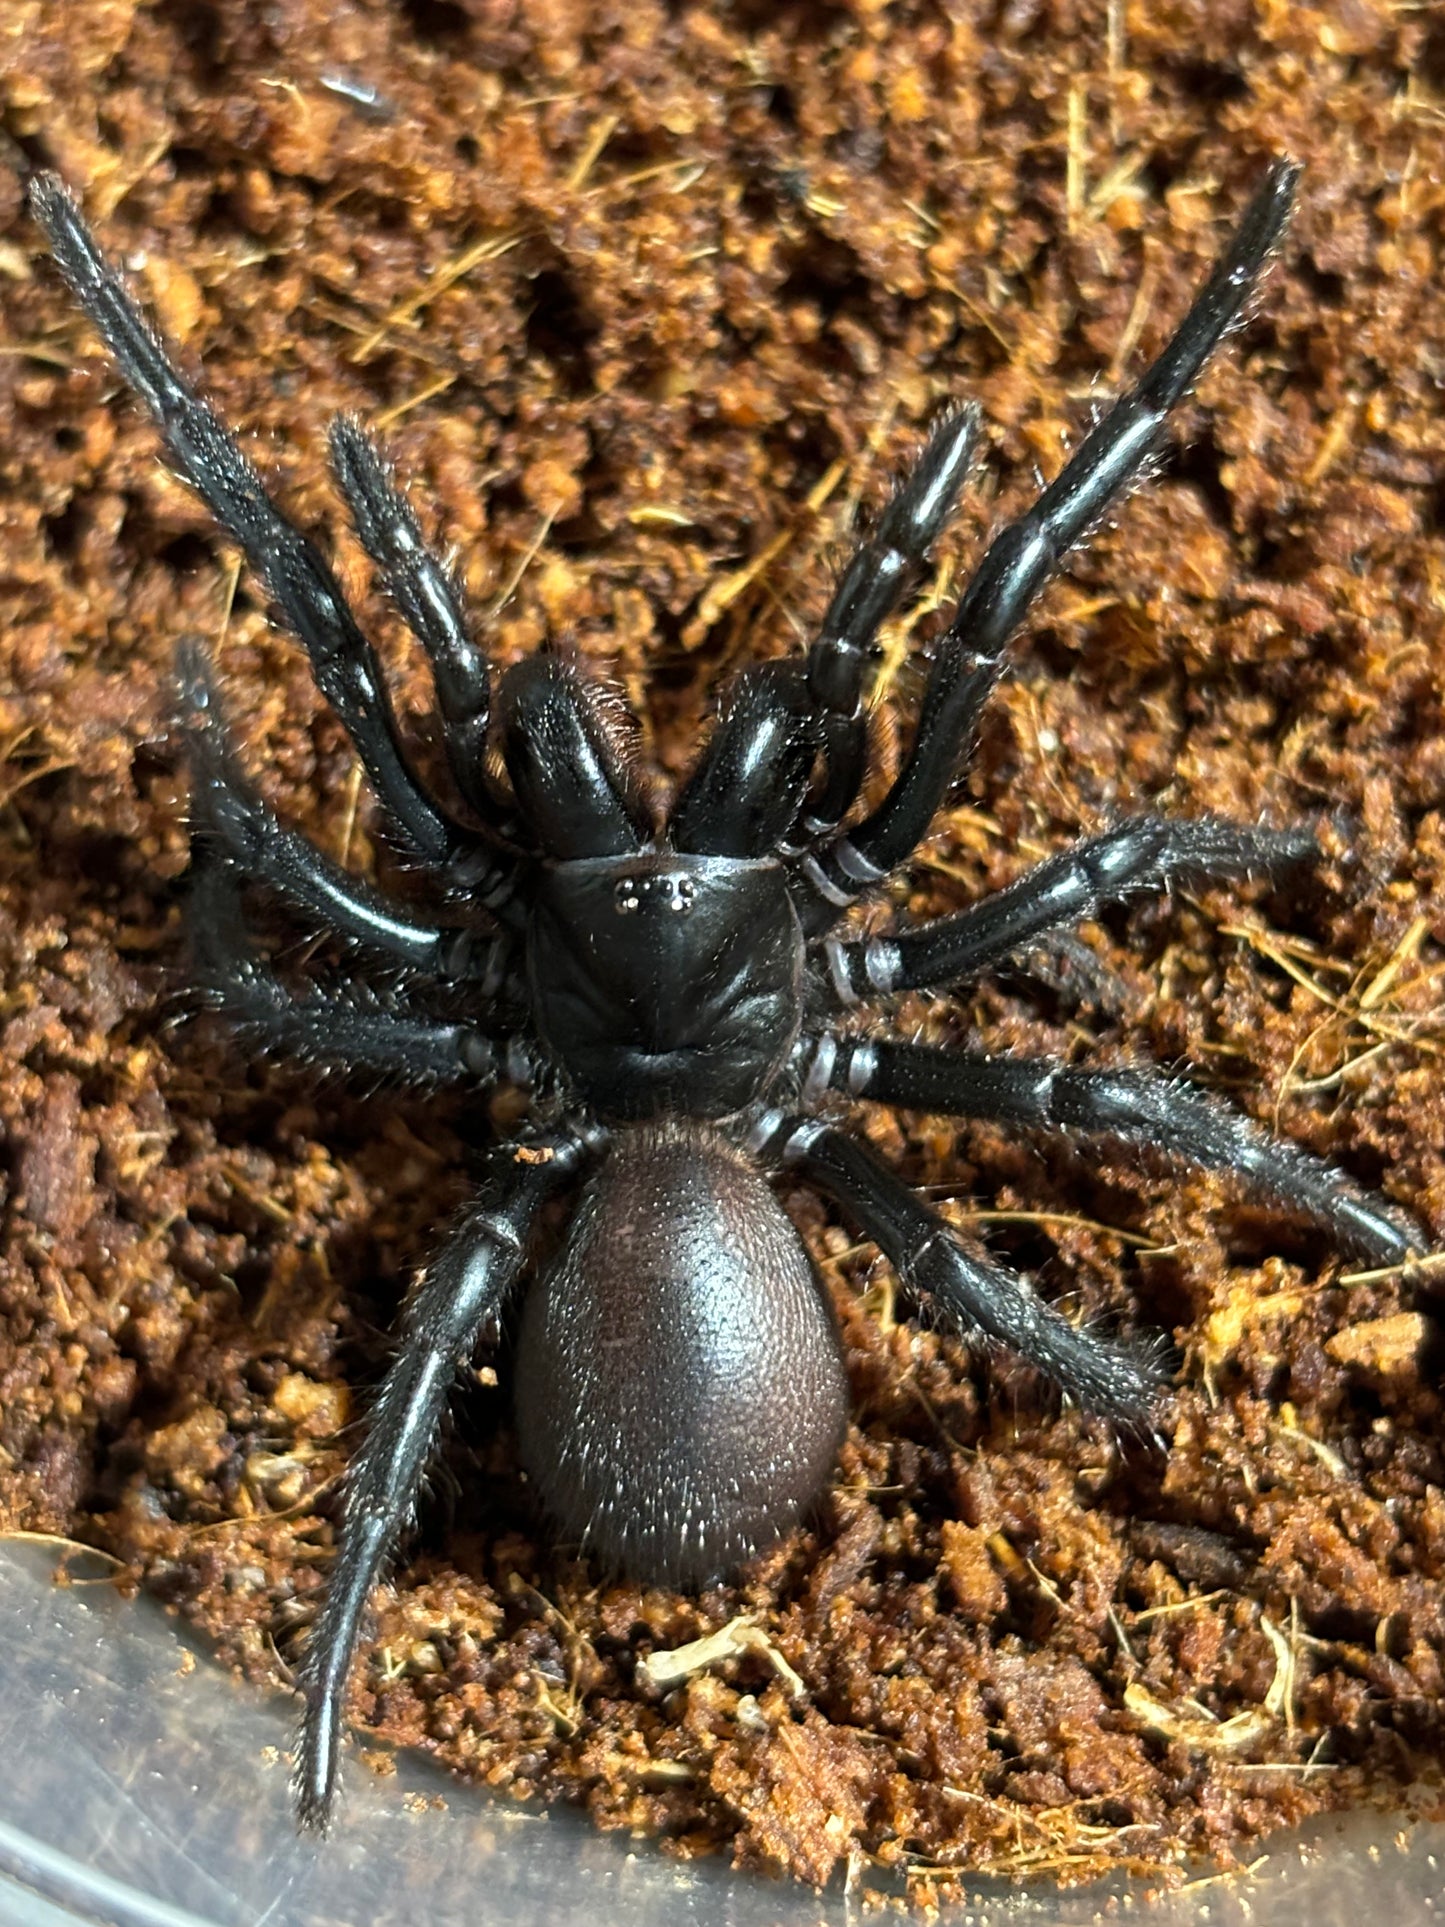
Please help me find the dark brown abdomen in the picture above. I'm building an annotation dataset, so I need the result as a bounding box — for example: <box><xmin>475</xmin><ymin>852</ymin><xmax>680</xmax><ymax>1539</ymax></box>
<box><xmin>513</xmin><ymin>1122</ymin><xmax>848</xmax><ymax>1586</ymax></box>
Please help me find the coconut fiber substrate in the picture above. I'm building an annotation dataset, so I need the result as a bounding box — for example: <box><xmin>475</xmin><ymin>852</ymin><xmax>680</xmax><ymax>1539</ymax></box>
<box><xmin>2</xmin><ymin>0</ymin><xmax>1445</xmax><ymax>1910</ymax></box>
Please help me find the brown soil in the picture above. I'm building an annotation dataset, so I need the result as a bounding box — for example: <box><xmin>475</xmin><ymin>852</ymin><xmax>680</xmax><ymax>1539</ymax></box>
<box><xmin>3</xmin><ymin>0</ymin><xmax>1445</xmax><ymax>1909</ymax></box>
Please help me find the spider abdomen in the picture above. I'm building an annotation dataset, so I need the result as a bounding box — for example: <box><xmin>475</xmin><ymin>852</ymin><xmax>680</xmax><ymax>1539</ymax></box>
<box><xmin>513</xmin><ymin>1121</ymin><xmax>848</xmax><ymax>1585</ymax></box>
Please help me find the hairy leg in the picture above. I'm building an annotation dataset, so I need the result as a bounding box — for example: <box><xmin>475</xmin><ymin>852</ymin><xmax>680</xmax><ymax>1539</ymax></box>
<box><xmin>179</xmin><ymin>639</ymin><xmax>515</xmax><ymax>987</ymax></box>
<box><xmin>293</xmin><ymin>1134</ymin><xmax>586</xmax><ymax>1829</ymax></box>
<box><xmin>755</xmin><ymin>1112</ymin><xmax>1164</xmax><ymax>1422</ymax></box>
<box><xmin>330</xmin><ymin>417</ymin><xmax>508</xmax><ymax>837</ymax></box>
<box><xmin>800</xmin><ymin>406</ymin><xmax>979</xmax><ymax>837</ymax></box>
<box><xmin>802</xmin><ymin>163</ymin><xmax>1300</xmax><ymax>918</ymax></box>
<box><xmin>822</xmin><ymin>814</ymin><xmax>1315</xmax><ymax>1001</ymax></box>
<box><xmin>30</xmin><ymin>174</ymin><xmax>465</xmax><ymax>865</ymax></box>
<box><xmin>186</xmin><ymin>862</ymin><xmax>528</xmax><ymax>1086</ymax></box>
<box><xmin>798</xmin><ymin>1035</ymin><xmax>1420</xmax><ymax>1265</ymax></box>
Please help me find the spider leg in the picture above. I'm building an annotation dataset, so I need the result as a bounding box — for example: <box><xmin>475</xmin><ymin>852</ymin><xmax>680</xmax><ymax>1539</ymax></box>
<box><xmin>179</xmin><ymin>640</ymin><xmax>518</xmax><ymax>985</ymax></box>
<box><xmin>759</xmin><ymin>1113</ymin><xmax>1162</xmax><ymax>1421</ymax></box>
<box><xmin>29</xmin><ymin>174</ymin><xmax>463</xmax><ymax>866</ymax></box>
<box><xmin>800</xmin><ymin>162</ymin><xmax>1300</xmax><ymax>918</ymax></box>
<box><xmin>330</xmin><ymin>418</ymin><xmax>510</xmax><ymax>839</ymax></box>
<box><xmin>671</xmin><ymin>411</ymin><xmax>978</xmax><ymax>859</ymax></box>
<box><xmin>293</xmin><ymin>1132</ymin><xmax>587</xmax><ymax>1831</ymax></box>
<box><xmin>187</xmin><ymin>861</ymin><xmax>528</xmax><ymax>1086</ymax></box>
<box><xmin>799</xmin><ymin>1036</ymin><xmax>1421</xmax><ymax>1266</ymax></box>
<box><xmin>801</xmin><ymin>406</ymin><xmax>980</xmax><ymax>836</ymax></box>
<box><xmin>823</xmin><ymin>813</ymin><xmax>1315</xmax><ymax>1001</ymax></box>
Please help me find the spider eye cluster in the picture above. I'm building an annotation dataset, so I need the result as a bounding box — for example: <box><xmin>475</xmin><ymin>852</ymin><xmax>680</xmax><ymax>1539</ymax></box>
<box><xmin>613</xmin><ymin>872</ymin><xmax>696</xmax><ymax>916</ymax></box>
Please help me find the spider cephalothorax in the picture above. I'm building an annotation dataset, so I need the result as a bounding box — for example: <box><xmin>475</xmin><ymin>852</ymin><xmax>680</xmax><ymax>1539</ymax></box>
<box><xmin>30</xmin><ymin>160</ymin><xmax>1422</xmax><ymax>1833</ymax></box>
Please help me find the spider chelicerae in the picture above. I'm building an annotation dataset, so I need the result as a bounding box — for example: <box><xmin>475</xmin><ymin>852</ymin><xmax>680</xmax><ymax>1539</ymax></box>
<box><xmin>29</xmin><ymin>160</ymin><xmax>1421</xmax><ymax>1832</ymax></box>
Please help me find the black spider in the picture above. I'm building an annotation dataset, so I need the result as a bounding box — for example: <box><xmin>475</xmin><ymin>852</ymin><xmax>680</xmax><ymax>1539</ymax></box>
<box><xmin>29</xmin><ymin>161</ymin><xmax>1422</xmax><ymax>1834</ymax></box>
